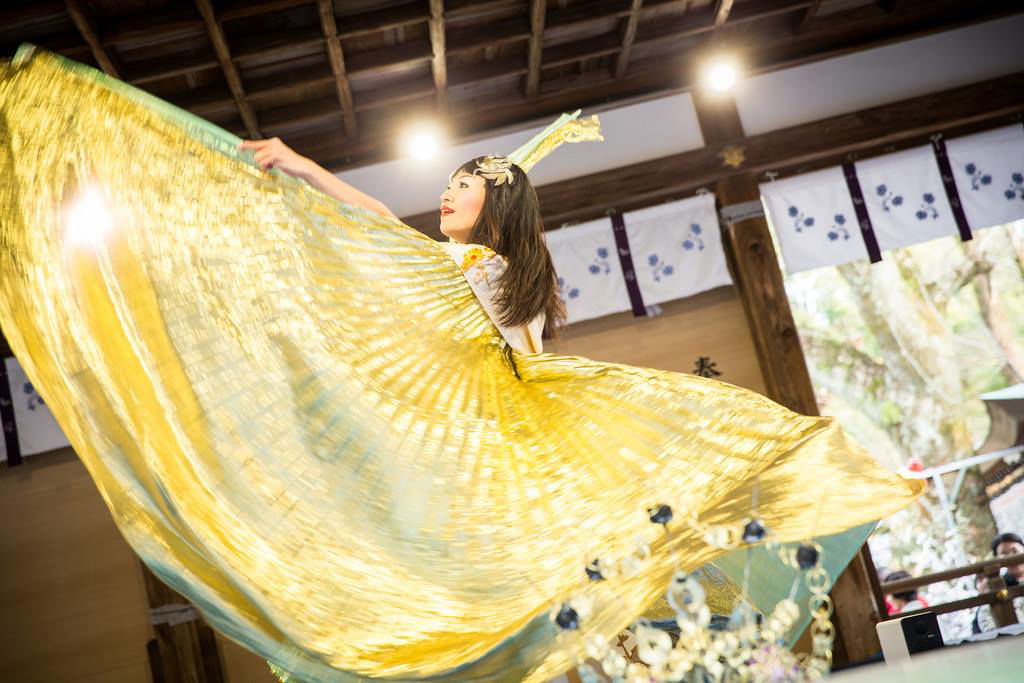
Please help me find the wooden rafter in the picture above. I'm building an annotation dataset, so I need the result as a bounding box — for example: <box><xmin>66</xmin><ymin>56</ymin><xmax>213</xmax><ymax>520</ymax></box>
<box><xmin>446</xmin><ymin>17</ymin><xmax>532</xmax><ymax>55</ymax></box>
<box><xmin>796</xmin><ymin>0</ymin><xmax>825</xmax><ymax>33</ymax></box>
<box><xmin>63</xmin><ymin>0</ymin><xmax>121</xmax><ymax>78</ymax></box>
<box><xmin>47</xmin><ymin>0</ymin><xmax>1012</xmax><ymax>93</ymax></box>
<box><xmin>316</xmin><ymin>0</ymin><xmax>358</xmax><ymax>138</ymax></box>
<box><xmin>219</xmin><ymin>0</ymin><xmax>316</xmax><ymax>22</ymax></box>
<box><xmin>296</xmin><ymin>1</ymin><xmax>1023</xmax><ymax>170</ymax></box>
<box><xmin>428</xmin><ymin>0</ymin><xmax>447</xmax><ymax>110</ymax></box>
<box><xmin>614</xmin><ymin>0</ymin><xmax>644</xmax><ymax>78</ymax></box>
<box><xmin>713</xmin><ymin>0</ymin><xmax>735</xmax><ymax>26</ymax></box>
<box><xmin>89</xmin><ymin>1</ymin><xmax>424</xmax><ymax>49</ymax></box>
<box><xmin>194</xmin><ymin>0</ymin><xmax>261</xmax><ymax>139</ymax></box>
<box><xmin>525</xmin><ymin>0</ymin><xmax>547</xmax><ymax>98</ymax></box>
<box><xmin>20</xmin><ymin>0</ymin><xmax>1022</xmax><ymax>169</ymax></box>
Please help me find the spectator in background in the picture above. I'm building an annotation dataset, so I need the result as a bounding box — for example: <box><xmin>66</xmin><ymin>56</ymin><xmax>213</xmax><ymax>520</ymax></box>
<box><xmin>972</xmin><ymin>532</ymin><xmax>1024</xmax><ymax>633</ymax></box>
<box><xmin>992</xmin><ymin>532</ymin><xmax>1024</xmax><ymax>584</ymax></box>
<box><xmin>885</xmin><ymin>570</ymin><xmax>929</xmax><ymax>614</ymax></box>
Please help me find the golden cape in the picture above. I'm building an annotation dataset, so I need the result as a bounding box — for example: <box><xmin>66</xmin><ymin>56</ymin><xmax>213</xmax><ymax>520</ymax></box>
<box><xmin>0</xmin><ymin>48</ymin><xmax>922</xmax><ymax>682</ymax></box>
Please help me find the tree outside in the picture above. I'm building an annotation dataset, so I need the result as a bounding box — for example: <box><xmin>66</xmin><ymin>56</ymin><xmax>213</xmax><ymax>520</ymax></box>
<box><xmin>778</xmin><ymin>220</ymin><xmax>1024</xmax><ymax>639</ymax></box>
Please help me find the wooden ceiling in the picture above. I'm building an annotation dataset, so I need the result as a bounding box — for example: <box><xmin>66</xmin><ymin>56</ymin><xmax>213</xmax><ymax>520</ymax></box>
<box><xmin>2</xmin><ymin>0</ymin><xmax>1021</xmax><ymax>172</ymax></box>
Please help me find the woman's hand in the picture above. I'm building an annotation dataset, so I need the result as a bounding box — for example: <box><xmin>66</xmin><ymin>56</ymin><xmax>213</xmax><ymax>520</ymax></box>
<box><xmin>239</xmin><ymin>137</ymin><xmax>314</xmax><ymax>179</ymax></box>
<box><xmin>239</xmin><ymin>136</ymin><xmax>397</xmax><ymax>220</ymax></box>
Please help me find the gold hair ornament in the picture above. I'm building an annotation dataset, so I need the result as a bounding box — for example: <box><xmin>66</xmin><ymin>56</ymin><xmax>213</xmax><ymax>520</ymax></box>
<box><xmin>469</xmin><ymin>110</ymin><xmax>604</xmax><ymax>186</ymax></box>
<box><xmin>473</xmin><ymin>155</ymin><xmax>515</xmax><ymax>185</ymax></box>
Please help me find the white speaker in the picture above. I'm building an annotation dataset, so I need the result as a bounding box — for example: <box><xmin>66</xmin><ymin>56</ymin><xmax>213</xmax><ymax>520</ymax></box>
<box><xmin>876</xmin><ymin>611</ymin><xmax>944</xmax><ymax>663</ymax></box>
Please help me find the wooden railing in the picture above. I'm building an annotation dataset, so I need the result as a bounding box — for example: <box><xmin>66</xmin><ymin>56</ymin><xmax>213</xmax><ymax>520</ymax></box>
<box><xmin>879</xmin><ymin>551</ymin><xmax>1024</xmax><ymax>627</ymax></box>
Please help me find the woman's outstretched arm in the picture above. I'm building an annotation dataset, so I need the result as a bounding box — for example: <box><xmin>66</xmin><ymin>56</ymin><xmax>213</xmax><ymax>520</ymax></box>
<box><xmin>239</xmin><ymin>138</ymin><xmax>398</xmax><ymax>221</ymax></box>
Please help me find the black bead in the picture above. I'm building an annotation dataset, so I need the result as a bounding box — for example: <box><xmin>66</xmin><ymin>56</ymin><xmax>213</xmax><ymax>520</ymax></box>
<box><xmin>796</xmin><ymin>544</ymin><xmax>819</xmax><ymax>569</ymax></box>
<box><xmin>586</xmin><ymin>559</ymin><xmax>604</xmax><ymax>581</ymax></box>
<box><xmin>555</xmin><ymin>604</ymin><xmax>580</xmax><ymax>630</ymax></box>
<box><xmin>648</xmin><ymin>504</ymin><xmax>673</xmax><ymax>525</ymax></box>
<box><xmin>742</xmin><ymin>520</ymin><xmax>766</xmax><ymax>544</ymax></box>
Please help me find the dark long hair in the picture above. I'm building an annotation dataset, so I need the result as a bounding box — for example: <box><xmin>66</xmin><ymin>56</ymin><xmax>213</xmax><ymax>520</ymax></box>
<box><xmin>455</xmin><ymin>157</ymin><xmax>566</xmax><ymax>338</ymax></box>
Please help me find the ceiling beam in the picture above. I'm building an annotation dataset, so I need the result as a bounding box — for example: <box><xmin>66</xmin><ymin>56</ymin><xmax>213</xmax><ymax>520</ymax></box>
<box><xmin>124</xmin><ymin>53</ymin><xmax>220</xmax><ymax>85</ymax></box>
<box><xmin>525</xmin><ymin>0</ymin><xmax>547</xmax><ymax>98</ymax></box>
<box><xmin>96</xmin><ymin>1</ymin><xmax>419</xmax><ymax>49</ymax></box>
<box><xmin>335</xmin><ymin>2</ymin><xmax>430</xmax><ymax>38</ymax></box>
<box><xmin>428</xmin><ymin>0</ymin><xmax>448</xmax><ymax>110</ymax></box>
<box><xmin>713</xmin><ymin>0</ymin><xmax>735</xmax><ymax>26</ymax></box>
<box><xmin>63</xmin><ymin>0</ymin><xmax>121</xmax><ymax>78</ymax></box>
<box><xmin>614</xmin><ymin>0</ymin><xmax>644</xmax><ymax>78</ymax></box>
<box><xmin>73</xmin><ymin>0</ymin><xmax>1019</xmax><ymax>170</ymax></box>
<box><xmin>446</xmin><ymin>0</ymin><xmax>521</xmax><ymax>20</ymax></box>
<box><xmin>230</xmin><ymin>26</ymin><xmax>324</xmax><ymax>63</ymax></box>
<box><xmin>542</xmin><ymin>32</ymin><xmax>621</xmax><ymax>69</ymax></box>
<box><xmin>545</xmin><ymin>0</ymin><xmax>634</xmax><ymax>32</ymax></box>
<box><xmin>400</xmin><ymin>70</ymin><xmax>1024</xmax><ymax>237</ymax></box>
<box><xmin>796</xmin><ymin>0</ymin><xmax>825</xmax><ymax>33</ymax></box>
<box><xmin>218</xmin><ymin>0</ymin><xmax>316</xmax><ymax>22</ymax></box>
<box><xmin>317</xmin><ymin>0</ymin><xmax>358</xmax><ymax>138</ymax></box>
<box><xmin>96</xmin><ymin>0</ymin><xmax>810</xmax><ymax>87</ymax></box>
<box><xmin>347</xmin><ymin>39</ymin><xmax>433</xmax><ymax>74</ymax></box>
<box><xmin>731</xmin><ymin>0</ymin><xmax>814</xmax><ymax>23</ymax></box>
<box><xmin>183</xmin><ymin>57</ymin><xmax>527</xmax><ymax>120</ymax></box>
<box><xmin>194</xmin><ymin>0</ymin><xmax>261</xmax><ymax>139</ymax></box>
<box><xmin>99</xmin><ymin>10</ymin><xmax>206</xmax><ymax>51</ymax></box>
<box><xmin>445</xmin><ymin>16</ymin><xmax>532</xmax><ymax>55</ymax></box>
<box><xmin>354</xmin><ymin>78</ymin><xmax>436</xmax><ymax>112</ymax></box>
<box><xmin>0</xmin><ymin>2</ymin><xmax>64</xmax><ymax>34</ymax></box>
<box><xmin>297</xmin><ymin>0</ymin><xmax>1023</xmax><ymax>170</ymax></box>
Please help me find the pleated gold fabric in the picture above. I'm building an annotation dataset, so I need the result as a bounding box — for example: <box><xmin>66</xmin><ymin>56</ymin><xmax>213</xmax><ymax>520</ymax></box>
<box><xmin>0</xmin><ymin>48</ymin><xmax>924</xmax><ymax>682</ymax></box>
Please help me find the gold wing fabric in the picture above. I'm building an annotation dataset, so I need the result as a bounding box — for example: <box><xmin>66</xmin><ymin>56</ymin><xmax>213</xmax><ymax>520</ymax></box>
<box><xmin>0</xmin><ymin>49</ymin><xmax>923</xmax><ymax>682</ymax></box>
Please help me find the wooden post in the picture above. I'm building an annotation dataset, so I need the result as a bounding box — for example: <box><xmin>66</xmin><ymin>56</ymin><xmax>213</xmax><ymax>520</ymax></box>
<box><xmin>983</xmin><ymin>564</ymin><xmax>1018</xmax><ymax>627</ymax></box>
<box><xmin>693</xmin><ymin>88</ymin><xmax>884</xmax><ymax>664</ymax></box>
<box><xmin>140</xmin><ymin>562</ymin><xmax>226</xmax><ymax>683</ymax></box>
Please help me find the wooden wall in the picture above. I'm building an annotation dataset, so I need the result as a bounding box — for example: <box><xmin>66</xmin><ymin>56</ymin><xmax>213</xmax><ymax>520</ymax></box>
<box><xmin>0</xmin><ymin>449</ymin><xmax>152</xmax><ymax>682</ymax></box>
<box><xmin>0</xmin><ymin>448</ymin><xmax>280</xmax><ymax>682</ymax></box>
<box><xmin>546</xmin><ymin>285</ymin><xmax>765</xmax><ymax>396</ymax></box>
<box><xmin>0</xmin><ymin>284</ymin><xmax>759</xmax><ymax>682</ymax></box>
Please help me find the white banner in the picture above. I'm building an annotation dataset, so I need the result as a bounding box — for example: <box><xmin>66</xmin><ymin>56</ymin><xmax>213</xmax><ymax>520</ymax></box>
<box><xmin>761</xmin><ymin>124</ymin><xmax>1024</xmax><ymax>274</ymax></box>
<box><xmin>1</xmin><ymin>356</ymin><xmax>70</xmax><ymax>461</ymax></box>
<box><xmin>623</xmin><ymin>193</ymin><xmax>732</xmax><ymax>304</ymax></box>
<box><xmin>855</xmin><ymin>145</ymin><xmax>959</xmax><ymax>251</ymax></box>
<box><xmin>760</xmin><ymin>166</ymin><xmax>869</xmax><ymax>274</ymax></box>
<box><xmin>546</xmin><ymin>217</ymin><xmax>631</xmax><ymax>324</ymax></box>
<box><xmin>946</xmin><ymin>124</ymin><xmax>1024</xmax><ymax>230</ymax></box>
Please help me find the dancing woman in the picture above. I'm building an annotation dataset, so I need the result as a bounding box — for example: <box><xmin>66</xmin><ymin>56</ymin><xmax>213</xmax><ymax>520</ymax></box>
<box><xmin>0</xmin><ymin>47</ymin><xmax>922</xmax><ymax>682</ymax></box>
<box><xmin>239</xmin><ymin>136</ymin><xmax>562</xmax><ymax>356</ymax></box>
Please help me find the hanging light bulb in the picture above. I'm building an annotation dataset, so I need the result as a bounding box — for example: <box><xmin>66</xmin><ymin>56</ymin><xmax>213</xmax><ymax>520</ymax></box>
<box><xmin>705</xmin><ymin>60</ymin><xmax>738</xmax><ymax>92</ymax></box>
<box><xmin>402</xmin><ymin>122</ymin><xmax>443</xmax><ymax>161</ymax></box>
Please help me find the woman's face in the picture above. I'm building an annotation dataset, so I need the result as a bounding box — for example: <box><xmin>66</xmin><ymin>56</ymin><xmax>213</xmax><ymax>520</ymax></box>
<box><xmin>440</xmin><ymin>171</ymin><xmax>486</xmax><ymax>243</ymax></box>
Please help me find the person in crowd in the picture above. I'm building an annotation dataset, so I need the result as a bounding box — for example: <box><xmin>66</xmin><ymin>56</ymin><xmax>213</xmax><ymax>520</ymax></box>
<box><xmin>884</xmin><ymin>570</ymin><xmax>929</xmax><ymax>614</ymax></box>
<box><xmin>971</xmin><ymin>532</ymin><xmax>1024</xmax><ymax>633</ymax></box>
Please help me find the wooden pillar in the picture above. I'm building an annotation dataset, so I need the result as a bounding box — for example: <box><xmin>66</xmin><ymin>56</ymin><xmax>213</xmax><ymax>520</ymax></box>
<box><xmin>141</xmin><ymin>562</ymin><xmax>226</xmax><ymax>683</ymax></box>
<box><xmin>693</xmin><ymin>88</ymin><xmax>884</xmax><ymax>664</ymax></box>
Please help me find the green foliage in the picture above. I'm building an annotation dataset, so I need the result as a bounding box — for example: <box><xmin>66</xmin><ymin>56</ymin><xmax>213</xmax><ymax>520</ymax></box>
<box><xmin>780</xmin><ymin>221</ymin><xmax>1024</xmax><ymax>575</ymax></box>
